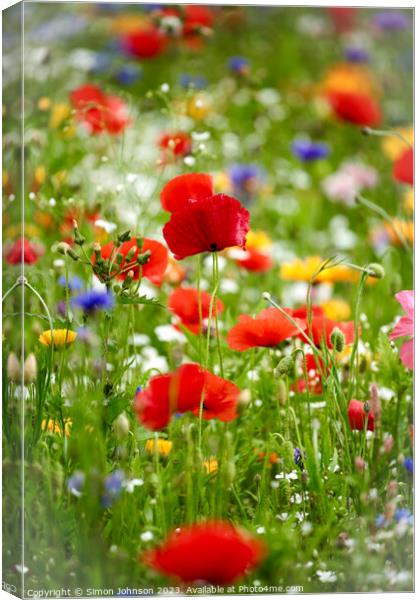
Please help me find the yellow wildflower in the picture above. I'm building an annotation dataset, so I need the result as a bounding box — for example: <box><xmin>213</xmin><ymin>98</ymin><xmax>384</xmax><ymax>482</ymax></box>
<box><xmin>49</xmin><ymin>102</ymin><xmax>71</xmax><ymax>129</ymax></box>
<box><xmin>42</xmin><ymin>418</ymin><xmax>72</xmax><ymax>437</ymax></box>
<box><xmin>38</xmin><ymin>96</ymin><xmax>51</xmax><ymax>111</ymax></box>
<box><xmin>145</xmin><ymin>438</ymin><xmax>173</xmax><ymax>456</ymax></box>
<box><xmin>213</xmin><ymin>172</ymin><xmax>232</xmax><ymax>194</ymax></box>
<box><xmin>280</xmin><ymin>256</ymin><xmax>358</xmax><ymax>284</ymax></box>
<box><xmin>187</xmin><ymin>94</ymin><xmax>211</xmax><ymax>120</ymax></box>
<box><xmin>320</xmin><ymin>63</ymin><xmax>378</xmax><ymax>97</ymax></box>
<box><xmin>111</xmin><ymin>14</ymin><xmax>149</xmax><ymax>34</ymax></box>
<box><xmin>384</xmin><ymin>219</ymin><xmax>414</xmax><ymax>246</ymax></box>
<box><xmin>2</xmin><ymin>170</ymin><xmax>9</xmax><ymax>188</ymax></box>
<box><xmin>382</xmin><ymin>126</ymin><xmax>413</xmax><ymax>161</ymax></box>
<box><xmin>39</xmin><ymin>329</ymin><xmax>77</xmax><ymax>347</ymax></box>
<box><xmin>34</xmin><ymin>166</ymin><xmax>46</xmax><ymax>186</ymax></box>
<box><xmin>320</xmin><ymin>299</ymin><xmax>351</xmax><ymax>321</ymax></box>
<box><xmin>404</xmin><ymin>189</ymin><xmax>414</xmax><ymax>214</ymax></box>
<box><xmin>246</xmin><ymin>230</ymin><xmax>272</xmax><ymax>251</ymax></box>
<box><xmin>203</xmin><ymin>458</ymin><xmax>219</xmax><ymax>474</ymax></box>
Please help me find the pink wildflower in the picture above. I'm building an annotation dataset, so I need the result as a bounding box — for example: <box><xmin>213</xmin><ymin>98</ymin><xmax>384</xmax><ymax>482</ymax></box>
<box><xmin>389</xmin><ymin>290</ymin><xmax>414</xmax><ymax>369</ymax></box>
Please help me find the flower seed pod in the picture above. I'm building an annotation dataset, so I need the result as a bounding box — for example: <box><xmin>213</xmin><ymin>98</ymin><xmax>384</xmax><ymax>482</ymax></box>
<box><xmin>330</xmin><ymin>327</ymin><xmax>345</xmax><ymax>353</ymax></box>
<box><xmin>23</xmin><ymin>353</ymin><xmax>37</xmax><ymax>384</ymax></box>
<box><xmin>7</xmin><ymin>353</ymin><xmax>21</xmax><ymax>383</ymax></box>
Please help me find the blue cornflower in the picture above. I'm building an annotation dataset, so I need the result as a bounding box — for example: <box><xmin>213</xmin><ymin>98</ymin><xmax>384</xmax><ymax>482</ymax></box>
<box><xmin>67</xmin><ymin>471</ymin><xmax>85</xmax><ymax>497</ymax></box>
<box><xmin>403</xmin><ymin>457</ymin><xmax>413</xmax><ymax>474</ymax></box>
<box><xmin>294</xmin><ymin>447</ymin><xmax>306</xmax><ymax>468</ymax></box>
<box><xmin>102</xmin><ymin>470</ymin><xmax>125</xmax><ymax>508</ymax></box>
<box><xmin>374</xmin><ymin>11</ymin><xmax>410</xmax><ymax>31</ymax></box>
<box><xmin>395</xmin><ymin>508</ymin><xmax>413</xmax><ymax>525</ymax></box>
<box><xmin>344</xmin><ymin>46</ymin><xmax>370</xmax><ymax>63</ymax></box>
<box><xmin>375</xmin><ymin>514</ymin><xmax>387</xmax><ymax>528</ymax></box>
<box><xmin>179</xmin><ymin>74</ymin><xmax>208</xmax><ymax>90</ymax></box>
<box><xmin>71</xmin><ymin>289</ymin><xmax>115</xmax><ymax>312</ymax></box>
<box><xmin>58</xmin><ymin>275</ymin><xmax>84</xmax><ymax>292</ymax></box>
<box><xmin>229</xmin><ymin>164</ymin><xmax>261</xmax><ymax>190</ymax></box>
<box><xmin>228</xmin><ymin>56</ymin><xmax>250</xmax><ymax>75</ymax></box>
<box><xmin>116</xmin><ymin>65</ymin><xmax>142</xmax><ymax>86</ymax></box>
<box><xmin>291</xmin><ymin>139</ymin><xmax>330</xmax><ymax>162</ymax></box>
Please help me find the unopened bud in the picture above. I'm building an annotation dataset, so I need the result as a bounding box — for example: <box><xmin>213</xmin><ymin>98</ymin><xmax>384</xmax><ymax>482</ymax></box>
<box><xmin>370</xmin><ymin>383</ymin><xmax>381</xmax><ymax>423</ymax></box>
<box><xmin>262</xmin><ymin>291</ymin><xmax>271</xmax><ymax>301</ymax></box>
<box><xmin>367</xmin><ymin>263</ymin><xmax>385</xmax><ymax>280</ymax></box>
<box><xmin>277</xmin><ymin>379</ymin><xmax>288</xmax><ymax>406</ymax></box>
<box><xmin>7</xmin><ymin>353</ymin><xmax>21</xmax><ymax>382</ymax></box>
<box><xmin>115</xmin><ymin>252</ymin><xmax>125</xmax><ymax>265</ymax></box>
<box><xmin>56</xmin><ymin>242</ymin><xmax>71</xmax><ymax>256</ymax></box>
<box><xmin>274</xmin><ymin>355</ymin><xmax>294</xmax><ymax>377</ymax></box>
<box><xmin>117</xmin><ymin>230</ymin><xmax>131</xmax><ymax>243</ymax></box>
<box><xmin>238</xmin><ymin>389</ymin><xmax>251</xmax><ymax>408</ymax></box>
<box><xmin>23</xmin><ymin>353</ymin><xmax>37</xmax><ymax>383</ymax></box>
<box><xmin>330</xmin><ymin>328</ymin><xmax>345</xmax><ymax>353</ymax></box>
<box><xmin>125</xmin><ymin>247</ymin><xmax>136</xmax><ymax>263</ymax></box>
<box><xmin>72</xmin><ymin>220</ymin><xmax>85</xmax><ymax>246</ymax></box>
<box><xmin>113</xmin><ymin>413</ymin><xmax>130</xmax><ymax>439</ymax></box>
<box><xmin>355</xmin><ymin>456</ymin><xmax>365</xmax><ymax>473</ymax></box>
<box><xmin>136</xmin><ymin>249</ymin><xmax>151</xmax><ymax>265</ymax></box>
<box><xmin>136</xmin><ymin>237</ymin><xmax>144</xmax><ymax>250</ymax></box>
<box><xmin>123</xmin><ymin>270</ymin><xmax>134</xmax><ymax>289</ymax></box>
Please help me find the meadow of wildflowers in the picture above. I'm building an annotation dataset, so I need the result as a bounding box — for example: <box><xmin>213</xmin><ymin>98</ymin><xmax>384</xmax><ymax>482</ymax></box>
<box><xmin>2</xmin><ymin>2</ymin><xmax>414</xmax><ymax>596</ymax></box>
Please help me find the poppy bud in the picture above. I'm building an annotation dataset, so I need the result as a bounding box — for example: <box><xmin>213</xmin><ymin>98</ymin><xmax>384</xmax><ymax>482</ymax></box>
<box><xmin>370</xmin><ymin>383</ymin><xmax>381</xmax><ymax>423</ymax></box>
<box><xmin>113</xmin><ymin>413</ymin><xmax>130</xmax><ymax>440</ymax></box>
<box><xmin>383</xmin><ymin>435</ymin><xmax>394</xmax><ymax>453</ymax></box>
<box><xmin>238</xmin><ymin>389</ymin><xmax>251</xmax><ymax>407</ymax></box>
<box><xmin>7</xmin><ymin>353</ymin><xmax>21</xmax><ymax>383</ymax></box>
<box><xmin>277</xmin><ymin>379</ymin><xmax>287</xmax><ymax>406</ymax></box>
<box><xmin>354</xmin><ymin>456</ymin><xmax>365</xmax><ymax>472</ymax></box>
<box><xmin>136</xmin><ymin>249</ymin><xmax>152</xmax><ymax>265</ymax></box>
<box><xmin>136</xmin><ymin>237</ymin><xmax>144</xmax><ymax>250</ymax></box>
<box><xmin>330</xmin><ymin>327</ymin><xmax>345</xmax><ymax>352</ymax></box>
<box><xmin>23</xmin><ymin>353</ymin><xmax>37</xmax><ymax>383</ymax></box>
<box><xmin>117</xmin><ymin>230</ymin><xmax>131</xmax><ymax>243</ymax></box>
<box><xmin>274</xmin><ymin>355</ymin><xmax>294</xmax><ymax>377</ymax></box>
<box><xmin>114</xmin><ymin>253</ymin><xmax>125</xmax><ymax>265</ymax></box>
<box><xmin>367</xmin><ymin>263</ymin><xmax>385</xmax><ymax>280</ymax></box>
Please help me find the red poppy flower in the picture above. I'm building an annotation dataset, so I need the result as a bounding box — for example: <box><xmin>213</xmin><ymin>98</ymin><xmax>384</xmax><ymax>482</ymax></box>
<box><xmin>234</xmin><ymin>248</ymin><xmax>274</xmax><ymax>273</ymax></box>
<box><xmin>94</xmin><ymin>238</ymin><xmax>168</xmax><ymax>285</ymax></box>
<box><xmin>227</xmin><ymin>308</ymin><xmax>304</xmax><ymax>351</ymax></box>
<box><xmin>69</xmin><ymin>84</ymin><xmax>129</xmax><ymax>135</ymax></box>
<box><xmin>143</xmin><ymin>521</ymin><xmax>264</xmax><ymax>584</ymax></box>
<box><xmin>120</xmin><ymin>26</ymin><xmax>168</xmax><ymax>59</ymax></box>
<box><xmin>326</xmin><ymin>7</ymin><xmax>357</xmax><ymax>33</ymax></box>
<box><xmin>328</xmin><ymin>91</ymin><xmax>382</xmax><ymax>127</ymax></box>
<box><xmin>134</xmin><ymin>363</ymin><xmax>239</xmax><ymax>430</ymax></box>
<box><xmin>393</xmin><ymin>147</ymin><xmax>413</xmax><ymax>185</ymax></box>
<box><xmin>160</xmin><ymin>173</ymin><xmax>214</xmax><ymax>213</ymax></box>
<box><xmin>183</xmin><ymin>5</ymin><xmax>215</xmax><ymax>31</ymax></box>
<box><xmin>163</xmin><ymin>194</ymin><xmax>250</xmax><ymax>260</ymax></box>
<box><xmin>168</xmin><ymin>287</ymin><xmax>224</xmax><ymax>334</ymax></box>
<box><xmin>159</xmin><ymin>132</ymin><xmax>192</xmax><ymax>157</ymax></box>
<box><xmin>302</xmin><ymin>315</ymin><xmax>356</xmax><ymax>348</ymax></box>
<box><xmin>6</xmin><ymin>238</ymin><xmax>39</xmax><ymax>265</ymax></box>
<box><xmin>347</xmin><ymin>399</ymin><xmax>375</xmax><ymax>432</ymax></box>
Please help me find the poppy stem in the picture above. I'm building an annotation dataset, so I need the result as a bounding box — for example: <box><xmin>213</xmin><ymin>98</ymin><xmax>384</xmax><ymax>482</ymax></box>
<box><xmin>196</xmin><ymin>255</ymin><xmax>203</xmax><ymax>364</ymax></box>
<box><xmin>362</xmin><ymin>126</ymin><xmax>413</xmax><ymax>149</ymax></box>
<box><xmin>213</xmin><ymin>253</ymin><xmax>224</xmax><ymax>378</ymax></box>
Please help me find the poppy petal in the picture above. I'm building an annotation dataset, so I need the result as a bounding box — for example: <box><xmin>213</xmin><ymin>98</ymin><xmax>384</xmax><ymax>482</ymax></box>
<box><xmin>160</xmin><ymin>173</ymin><xmax>214</xmax><ymax>212</ymax></box>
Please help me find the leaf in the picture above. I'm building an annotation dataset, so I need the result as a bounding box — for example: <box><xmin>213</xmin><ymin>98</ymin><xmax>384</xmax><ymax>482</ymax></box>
<box><xmin>116</xmin><ymin>294</ymin><xmax>164</xmax><ymax>308</ymax></box>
